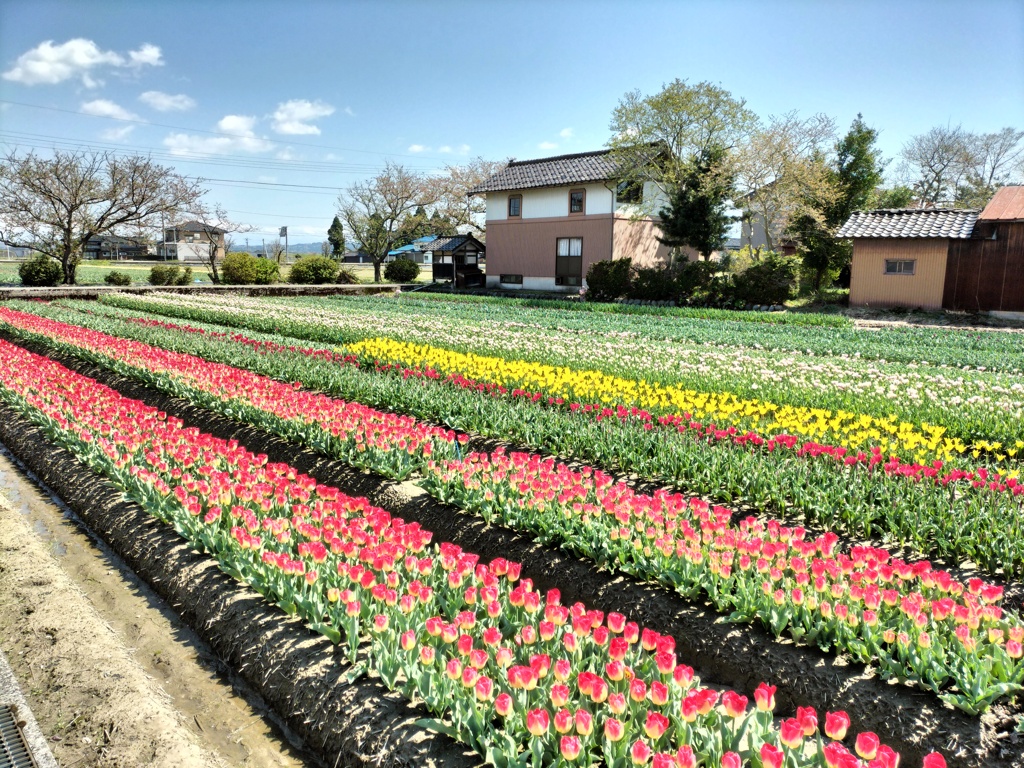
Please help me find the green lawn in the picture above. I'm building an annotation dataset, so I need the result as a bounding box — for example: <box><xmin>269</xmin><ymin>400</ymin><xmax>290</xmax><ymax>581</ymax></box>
<box><xmin>0</xmin><ymin>259</ymin><xmax>433</xmax><ymax>286</ymax></box>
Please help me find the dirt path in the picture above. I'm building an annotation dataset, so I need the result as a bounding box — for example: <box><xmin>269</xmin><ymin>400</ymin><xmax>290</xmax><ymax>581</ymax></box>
<box><xmin>0</xmin><ymin>448</ymin><xmax>314</xmax><ymax>768</ymax></box>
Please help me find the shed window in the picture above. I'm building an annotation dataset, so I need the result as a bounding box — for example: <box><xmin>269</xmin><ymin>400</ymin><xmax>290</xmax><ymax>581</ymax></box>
<box><xmin>500</xmin><ymin>274</ymin><xmax>523</xmax><ymax>284</ymax></box>
<box><xmin>884</xmin><ymin>259</ymin><xmax>916</xmax><ymax>275</ymax></box>
<box><xmin>508</xmin><ymin>195</ymin><xmax>522</xmax><ymax>218</ymax></box>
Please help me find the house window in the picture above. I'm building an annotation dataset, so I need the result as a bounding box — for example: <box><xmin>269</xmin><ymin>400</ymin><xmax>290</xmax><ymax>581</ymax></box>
<box><xmin>616</xmin><ymin>180</ymin><xmax>643</xmax><ymax>204</ymax></box>
<box><xmin>508</xmin><ymin>195</ymin><xmax>522</xmax><ymax>218</ymax></box>
<box><xmin>500</xmin><ymin>274</ymin><xmax>523</xmax><ymax>284</ymax></box>
<box><xmin>555</xmin><ymin>237</ymin><xmax>583</xmax><ymax>286</ymax></box>
<box><xmin>884</xmin><ymin>259</ymin><xmax>916</xmax><ymax>275</ymax></box>
<box><xmin>569</xmin><ymin>188</ymin><xmax>586</xmax><ymax>215</ymax></box>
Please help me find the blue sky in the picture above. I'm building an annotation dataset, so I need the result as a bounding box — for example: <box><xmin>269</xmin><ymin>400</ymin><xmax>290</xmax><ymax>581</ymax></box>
<box><xmin>1</xmin><ymin>0</ymin><xmax>1022</xmax><ymax>243</ymax></box>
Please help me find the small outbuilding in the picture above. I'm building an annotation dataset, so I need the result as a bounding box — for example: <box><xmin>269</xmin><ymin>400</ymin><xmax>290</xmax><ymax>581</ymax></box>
<box><xmin>838</xmin><ymin>186</ymin><xmax>1024</xmax><ymax>313</ymax></box>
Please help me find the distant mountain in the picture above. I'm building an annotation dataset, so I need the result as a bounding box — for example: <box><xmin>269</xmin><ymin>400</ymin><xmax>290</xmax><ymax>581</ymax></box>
<box><xmin>231</xmin><ymin>242</ymin><xmax>330</xmax><ymax>256</ymax></box>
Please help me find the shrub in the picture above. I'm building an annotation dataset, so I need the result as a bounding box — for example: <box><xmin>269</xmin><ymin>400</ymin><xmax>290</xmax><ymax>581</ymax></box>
<box><xmin>731</xmin><ymin>252</ymin><xmax>800</xmax><ymax>306</ymax></box>
<box><xmin>585</xmin><ymin>258</ymin><xmax>632</xmax><ymax>302</ymax></box>
<box><xmin>674</xmin><ymin>260</ymin><xmax>719</xmax><ymax>299</ymax></box>
<box><xmin>18</xmin><ymin>255</ymin><xmax>62</xmax><ymax>287</ymax></box>
<box><xmin>252</xmin><ymin>258</ymin><xmax>279</xmax><ymax>285</ymax></box>
<box><xmin>104</xmin><ymin>270</ymin><xmax>132</xmax><ymax>286</ymax></box>
<box><xmin>149</xmin><ymin>264</ymin><xmax>193</xmax><ymax>286</ymax></box>
<box><xmin>336</xmin><ymin>266</ymin><xmax>359</xmax><ymax>284</ymax></box>
<box><xmin>629</xmin><ymin>267</ymin><xmax>677</xmax><ymax>302</ymax></box>
<box><xmin>221</xmin><ymin>252</ymin><xmax>259</xmax><ymax>285</ymax></box>
<box><xmin>383</xmin><ymin>258</ymin><xmax>420</xmax><ymax>283</ymax></box>
<box><xmin>289</xmin><ymin>255</ymin><xmax>340</xmax><ymax>285</ymax></box>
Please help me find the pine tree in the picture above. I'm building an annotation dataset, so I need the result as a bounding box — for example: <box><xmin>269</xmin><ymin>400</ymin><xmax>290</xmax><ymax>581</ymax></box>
<box><xmin>656</xmin><ymin>144</ymin><xmax>736</xmax><ymax>261</ymax></box>
<box><xmin>327</xmin><ymin>215</ymin><xmax>346</xmax><ymax>257</ymax></box>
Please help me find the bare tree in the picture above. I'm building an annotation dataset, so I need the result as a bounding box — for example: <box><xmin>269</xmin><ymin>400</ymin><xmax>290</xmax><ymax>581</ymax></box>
<box><xmin>0</xmin><ymin>149</ymin><xmax>204</xmax><ymax>284</ymax></box>
<box><xmin>425</xmin><ymin>157</ymin><xmax>508</xmax><ymax>237</ymax></box>
<box><xmin>968</xmin><ymin>128</ymin><xmax>1024</xmax><ymax>188</ymax></box>
<box><xmin>732</xmin><ymin>112</ymin><xmax>837</xmax><ymax>251</ymax></box>
<box><xmin>900</xmin><ymin>125</ymin><xmax>976</xmax><ymax>207</ymax></box>
<box><xmin>337</xmin><ymin>162</ymin><xmax>432</xmax><ymax>282</ymax></box>
<box><xmin>320</xmin><ymin>240</ymin><xmax>332</xmax><ymax>257</ymax></box>
<box><xmin>265</xmin><ymin>237</ymin><xmax>285</xmax><ymax>263</ymax></box>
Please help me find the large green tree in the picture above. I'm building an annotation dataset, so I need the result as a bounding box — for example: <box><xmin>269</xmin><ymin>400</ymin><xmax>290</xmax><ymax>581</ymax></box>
<box><xmin>790</xmin><ymin>114</ymin><xmax>885</xmax><ymax>290</ymax></box>
<box><xmin>657</xmin><ymin>145</ymin><xmax>736</xmax><ymax>261</ymax></box>
<box><xmin>608</xmin><ymin>79</ymin><xmax>756</xmax><ymax>214</ymax></box>
<box><xmin>327</xmin><ymin>215</ymin><xmax>345</xmax><ymax>257</ymax></box>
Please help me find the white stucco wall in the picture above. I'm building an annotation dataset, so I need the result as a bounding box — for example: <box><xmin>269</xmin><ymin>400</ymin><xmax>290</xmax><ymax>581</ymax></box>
<box><xmin>486</xmin><ymin>184</ymin><xmax>614</xmax><ymax>221</ymax></box>
<box><xmin>614</xmin><ymin>181</ymin><xmax>669</xmax><ymax>217</ymax></box>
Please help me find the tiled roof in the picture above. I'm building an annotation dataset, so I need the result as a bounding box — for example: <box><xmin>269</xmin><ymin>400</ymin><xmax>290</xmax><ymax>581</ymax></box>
<box><xmin>469</xmin><ymin>150</ymin><xmax>621</xmax><ymax>194</ymax></box>
<box><xmin>422</xmin><ymin>235</ymin><xmax>483</xmax><ymax>252</ymax></box>
<box><xmin>174</xmin><ymin>220</ymin><xmax>227</xmax><ymax>234</ymax></box>
<box><xmin>979</xmin><ymin>186</ymin><xmax>1024</xmax><ymax>221</ymax></box>
<box><xmin>837</xmin><ymin>209</ymin><xmax>979</xmax><ymax>239</ymax></box>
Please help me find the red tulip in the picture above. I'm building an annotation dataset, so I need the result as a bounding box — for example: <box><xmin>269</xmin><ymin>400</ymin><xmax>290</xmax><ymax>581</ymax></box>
<box><xmin>604</xmin><ymin>717</ymin><xmax>625</xmax><ymax>742</ymax></box>
<box><xmin>721</xmin><ymin>753</ymin><xmax>742</xmax><ymax>768</ymax></box>
<box><xmin>575</xmin><ymin>709</ymin><xmax>593</xmax><ymax>736</ymax></box>
<box><xmin>824</xmin><ymin>711</ymin><xmax>851</xmax><ymax>740</ymax></box>
<box><xmin>676</xmin><ymin>745</ymin><xmax>696</xmax><ymax>768</ymax></box>
<box><xmin>630</xmin><ymin>739</ymin><xmax>652</xmax><ymax>765</ymax></box>
<box><xmin>760</xmin><ymin>743</ymin><xmax>784</xmax><ymax>768</ymax></box>
<box><xmin>922</xmin><ymin>754</ymin><xmax>947</xmax><ymax>768</ymax></box>
<box><xmin>754</xmin><ymin>683</ymin><xmax>776</xmax><ymax>712</ymax></box>
<box><xmin>554</xmin><ymin>708</ymin><xmax>574</xmax><ymax>734</ymax></box>
<box><xmin>643</xmin><ymin>712</ymin><xmax>670</xmax><ymax>740</ymax></box>
<box><xmin>722</xmin><ymin>690</ymin><xmax>747</xmax><ymax>718</ymax></box>
<box><xmin>560</xmin><ymin>735</ymin><xmax>582</xmax><ymax>761</ymax></box>
<box><xmin>494</xmin><ymin>692</ymin><xmax>513</xmax><ymax>717</ymax></box>
<box><xmin>856</xmin><ymin>732</ymin><xmax>880</xmax><ymax>760</ymax></box>
<box><xmin>526</xmin><ymin>708</ymin><xmax>549</xmax><ymax>737</ymax></box>
<box><xmin>780</xmin><ymin>718</ymin><xmax>803</xmax><ymax>750</ymax></box>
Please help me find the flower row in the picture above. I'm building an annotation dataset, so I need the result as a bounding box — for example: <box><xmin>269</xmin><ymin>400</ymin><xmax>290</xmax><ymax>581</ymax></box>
<box><xmin>14</xmin><ymin>301</ymin><xmax>1024</xmax><ymax>579</ymax></box>
<box><xmin>0</xmin><ymin>336</ymin><xmax>942</xmax><ymax>768</ymax></box>
<box><xmin>3</xmin><ymin>305</ymin><xmax>1022</xmax><ymax>711</ymax></box>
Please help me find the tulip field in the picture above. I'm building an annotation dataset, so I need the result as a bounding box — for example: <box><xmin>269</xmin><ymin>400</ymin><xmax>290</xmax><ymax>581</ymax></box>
<box><xmin>1</xmin><ymin>293</ymin><xmax>1022</xmax><ymax>767</ymax></box>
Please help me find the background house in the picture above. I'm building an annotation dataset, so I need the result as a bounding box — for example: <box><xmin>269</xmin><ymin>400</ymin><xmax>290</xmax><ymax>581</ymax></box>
<box><xmin>470</xmin><ymin>149</ymin><xmax>688</xmax><ymax>292</ymax></box>
<box><xmin>82</xmin><ymin>235</ymin><xmax>151</xmax><ymax>260</ymax></box>
<box><xmin>159</xmin><ymin>221</ymin><xmax>226</xmax><ymax>262</ymax></box>
<box><xmin>386</xmin><ymin>235</ymin><xmax>440</xmax><ymax>264</ymax></box>
<box><xmin>426</xmin><ymin>234</ymin><xmax>485</xmax><ymax>287</ymax></box>
<box><xmin>838</xmin><ymin>186</ymin><xmax>1024</xmax><ymax>313</ymax></box>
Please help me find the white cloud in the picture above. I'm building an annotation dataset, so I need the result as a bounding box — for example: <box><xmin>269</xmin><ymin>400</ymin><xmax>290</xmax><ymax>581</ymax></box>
<box><xmin>101</xmin><ymin>125</ymin><xmax>135</xmax><ymax>141</ymax></box>
<box><xmin>538</xmin><ymin>141</ymin><xmax>558</xmax><ymax>150</ymax></box>
<box><xmin>559</xmin><ymin>127</ymin><xmax>574</xmax><ymax>138</ymax></box>
<box><xmin>128</xmin><ymin>44</ymin><xmax>163</xmax><ymax>68</ymax></box>
<box><xmin>276</xmin><ymin>148</ymin><xmax>297</xmax><ymax>161</ymax></box>
<box><xmin>81</xmin><ymin>99</ymin><xmax>139</xmax><ymax>121</ymax></box>
<box><xmin>438</xmin><ymin>145</ymin><xmax>453</xmax><ymax>154</ymax></box>
<box><xmin>163</xmin><ymin>114</ymin><xmax>273</xmax><ymax>156</ymax></box>
<box><xmin>2</xmin><ymin>38</ymin><xmax>162</xmax><ymax>86</ymax></box>
<box><xmin>458</xmin><ymin>143</ymin><xmax>471</xmax><ymax>154</ymax></box>
<box><xmin>344</xmin><ymin>106</ymin><xmax>355</xmax><ymax>116</ymax></box>
<box><xmin>271</xmin><ymin>99</ymin><xmax>334</xmax><ymax>135</ymax></box>
<box><xmin>408</xmin><ymin>144</ymin><xmax>428</xmax><ymax>153</ymax></box>
<box><xmin>140</xmin><ymin>90</ymin><xmax>195</xmax><ymax>112</ymax></box>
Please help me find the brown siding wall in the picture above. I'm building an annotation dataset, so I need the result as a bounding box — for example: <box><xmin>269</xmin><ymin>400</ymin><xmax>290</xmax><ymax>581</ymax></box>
<box><xmin>849</xmin><ymin>238</ymin><xmax>948</xmax><ymax>309</ymax></box>
<box><xmin>612</xmin><ymin>216</ymin><xmax>676</xmax><ymax>268</ymax></box>
<box><xmin>943</xmin><ymin>222</ymin><xmax>1024</xmax><ymax>312</ymax></box>
<box><xmin>485</xmin><ymin>215</ymin><xmax>613</xmax><ymax>280</ymax></box>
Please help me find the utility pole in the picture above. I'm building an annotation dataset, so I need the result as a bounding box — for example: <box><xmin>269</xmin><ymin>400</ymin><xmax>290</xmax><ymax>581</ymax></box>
<box><xmin>280</xmin><ymin>226</ymin><xmax>288</xmax><ymax>264</ymax></box>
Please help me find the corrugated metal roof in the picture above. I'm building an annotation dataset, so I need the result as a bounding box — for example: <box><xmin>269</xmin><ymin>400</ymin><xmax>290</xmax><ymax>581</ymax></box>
<box><xmin>469</xmin><ymin>150</ymin><xmax>620</xmax><ymax>194</ymax></box>
<box><xmin>422</xmin><ymin>235</ymin><xmax>484</xmax><ymax>252</ymax></box>
<box><xmin>837</xmin><ymin>209</ymin><xmax>979</xmax><ymax>239</ymax></box>
<box><xmin>979</xmin><ymin>186</ymin><xmax>1024</xmax><ymax>221</ymax></box>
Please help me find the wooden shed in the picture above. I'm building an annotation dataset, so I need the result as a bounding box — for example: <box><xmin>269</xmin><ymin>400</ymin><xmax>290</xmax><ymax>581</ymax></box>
<box><xmin>838</xmin><ymin>187</ymin><xmax>1024</xmax><ymax>313</ymax></box>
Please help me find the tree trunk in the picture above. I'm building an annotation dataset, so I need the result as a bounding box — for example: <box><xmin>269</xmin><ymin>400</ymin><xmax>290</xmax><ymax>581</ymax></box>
<box><xmin>373</xmin><ymin>260</ymin><xmax>382</xmax><ymax>283</ymax></box>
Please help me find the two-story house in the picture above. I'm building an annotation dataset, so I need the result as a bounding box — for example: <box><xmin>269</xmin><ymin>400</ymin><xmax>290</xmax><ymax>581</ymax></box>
<box><xmin>470</xmin><ymin>149</ymin><xmax>681</xmax><ymax>292</ymax></box>
<box><xmin>159</xmin><ymin>221</ymin><xmax>226</xmax><ymax>262</ymax></box>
